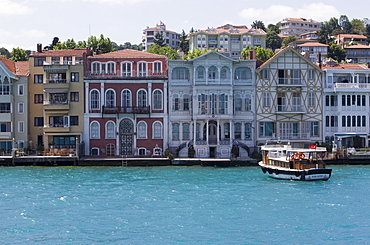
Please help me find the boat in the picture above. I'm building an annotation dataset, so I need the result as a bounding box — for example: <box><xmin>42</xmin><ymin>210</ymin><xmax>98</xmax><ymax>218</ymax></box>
<box><xmin>258</xmin><ymin>144</ymin><xmax>332</xmax><ymax>181</ymax></box>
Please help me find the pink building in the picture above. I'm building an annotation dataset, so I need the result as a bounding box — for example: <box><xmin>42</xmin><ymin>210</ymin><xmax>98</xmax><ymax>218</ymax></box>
<box><xmin>83</xmin><ymin>49</ymin><xmax>168</xmax><ymax>157</ymax></box>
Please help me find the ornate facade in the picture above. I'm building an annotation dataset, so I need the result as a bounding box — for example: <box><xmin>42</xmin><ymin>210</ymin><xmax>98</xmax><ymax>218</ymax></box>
<box><xmin>168</xmin><ymin>51</ymin><xmax>256</xmax><ymax>158</ymax></box>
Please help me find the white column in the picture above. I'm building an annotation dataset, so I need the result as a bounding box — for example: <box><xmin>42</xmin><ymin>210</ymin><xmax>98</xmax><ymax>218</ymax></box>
<box><xmin>100</xmin><ymin>82</ymin><xmax>104</xmax><ymax>109</ymax></box>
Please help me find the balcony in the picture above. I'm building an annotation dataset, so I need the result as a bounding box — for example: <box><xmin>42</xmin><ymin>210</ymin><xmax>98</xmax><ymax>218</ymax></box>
<box><xmin>43</xmin><ymin>101</ymin><xmax>70</xmax><ymax>111</ymax></box>
<box><xmin>102</xmin><ymin>106</ymin><xmax>150</xmax><ymax>114</ymax></box>
<box><xmin>43</xmin><ymin>79</ymin><xmax>70</xmax><ymax>90</ymax></box>
<box><xmin>44</xmin><ymin>125</ymin><xmax>70</xmax><ymax>133</ymax></box>
<box><xmin>277</xmin><ymin>78</ymin><xmax>302</xmax><ymax>85</ymax></box>
<box><xmin>0</xmin><ymin>132</ymin><xmax>11</xmax><ymax>139</ymax></box>
<box><xmin>271</xmin><ymin>133</ymin><xmax>310</xmax><ymax>140</ymax></box>
<box><xmin>276</xmin><ymin>105</ymin><xmax>305</xmax><ymax>113</ymax></box>
<box><xmin>85</xmin><ymin>70</ymin><xmax>168</xmax><ymax>79</ymax></box>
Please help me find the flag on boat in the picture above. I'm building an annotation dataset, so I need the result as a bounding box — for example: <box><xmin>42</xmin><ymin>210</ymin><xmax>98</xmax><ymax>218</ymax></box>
<box><xmin>308</xmin><ymin>145</ymin><xmax>316</xmax><ymax>149</ymax></box>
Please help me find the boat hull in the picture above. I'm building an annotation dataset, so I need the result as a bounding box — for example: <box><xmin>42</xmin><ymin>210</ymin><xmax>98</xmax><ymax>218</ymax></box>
<box><xmin>259</xmin><ymin>162</ymin><xmax>332</xmax><ymax>181</ymax></box>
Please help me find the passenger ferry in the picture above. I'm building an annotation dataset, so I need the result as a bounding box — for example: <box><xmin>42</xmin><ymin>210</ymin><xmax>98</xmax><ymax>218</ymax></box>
<box><xmin>258</xmin><ymin>144</ymin><xmax>332</xmax><ymax>181</ymax></box>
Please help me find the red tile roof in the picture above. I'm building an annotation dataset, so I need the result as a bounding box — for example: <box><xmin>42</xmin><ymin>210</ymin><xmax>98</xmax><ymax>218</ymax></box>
<box><xmin>0</xmin><ymin>57</ymin><xmax>16</xmax><ymax>74</ymax></box>
<box><xmin>321</xmin><ymin>63</ymin><xmax>370</xmax><ymax>70</ymax></box>
<box><xmin>298</xmin><ymin>42</ymin><xmax>328</xmax><ymax>47</ymax></box>
<box><xmin>336</xmin><ymin>34</ymin><xmax>367</xmax><ymax>39</ymax></box>
<box><xmin>194</xmin><ymin>25</ymin><xmax>266</xmax><ymax>35</ymax></box>
<box><xmin>31</xmin><ymin>48</ymin><xmax>90</xmax><ymax>57</ymax></box>
<box><xmin>91</xmin><ymin>49</ymin><xmax>166</xmax><ymax>58</ymax></box>
<box><xmin>344</xmin><ymin>44</ymin><xmax>370</xmax><ymax>49</ymax></box>
<box><xmin>15</xmin><ymin>61</ymin><xmax>29</xmax><ymax>76</ymax></box>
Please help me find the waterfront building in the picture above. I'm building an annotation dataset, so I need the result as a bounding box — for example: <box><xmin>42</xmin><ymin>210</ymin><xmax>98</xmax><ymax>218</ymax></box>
<box><xmin>28</xmin><ymin>45</ymin><xmax>89</xmax><ymax>154</ymax></box>
<box><xmin>321</xmin><ymin>60</ymin><xmax>370</xmax><ymax>148</ymax></box>
<box><xmin>188</xmin><ymin>24</ymin><xmax>266</xmax><ymax>59</ymax></box>
<box><xmin>344</xmin><ymin>44</ymin><xmax>370</xmax><ymax>63</ymax></box>
<box><xmin>83</xmin><ymin>49</ymin><xmax>168</xmax><ymax>157</ymax></box>
<box><xmin>300</xmin><ymin>31</ymin><xmax>318</xmax><ymax>40</ymax></box>
<box><xmin>255</xmin><ymin>47</ymin><xmax>324</xmax><ymax>147</ymax></box>
<box><xmin>168</xmin><ymin>51</ymin><xmax>256</xmax><ymax>158</ymax></box>
<box><xmin>142</xmin><ymin>21</ymin><xmax>180</xmax><ymax>51</ymax></box>
<box><xmin>278</xmin><ymin>18</ymin><xmax>321</xmax><ymax>38</ymax></box>
<box><xmin>0</xmin><ymin>57</ymin><xmax>29</xmax><ymax>154</ymax></box>
<box><xmin>297</xmin><ymin>42</ymin><xmax>328</xmax><ymax>63</ymax></box>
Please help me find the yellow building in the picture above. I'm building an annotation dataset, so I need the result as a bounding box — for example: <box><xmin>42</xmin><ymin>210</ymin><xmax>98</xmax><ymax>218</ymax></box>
<box><xmin>28</xmin><ymin>45</ymin><xmax>90</xmax><ymax>155</ymax></box>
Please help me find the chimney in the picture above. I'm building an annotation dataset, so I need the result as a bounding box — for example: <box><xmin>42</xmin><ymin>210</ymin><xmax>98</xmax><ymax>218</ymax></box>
<box><xmin>318</xmin><ymin>53</ymin><xmax>322</xmax><ymax>69</ymax></box>
<box><xmin>250</xmin><ymin>50</ymin><xmax>256</xmax><ymax>60</ymax></box>
<box><xmin>37</xmin><ymin>43</ymin><xmax>42</xmax><ymax>53</ymax></box>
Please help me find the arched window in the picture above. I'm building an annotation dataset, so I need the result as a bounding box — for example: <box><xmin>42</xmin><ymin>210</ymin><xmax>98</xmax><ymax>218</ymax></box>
<box><xmin>92</xmin><ymin>62</ymin><xmax>101</xmax><ymax>74</ymax></box>
<box><xmin>234</xmin><ymin>94</ymin><xmax>242</xmax><ymax>111</ymax></box>
<box><xmin>90</xmin><ymin>121</ymin><xmax>100</xmax><ymax>139</ymax></box>
<box><xmin>172</xmin><ymin>94</ymin><xmax>180</xmax><ymax>111</ymax></box>
<box><xmin>138</xmin><ymin>62</ymin><xmax>147</xmax><ymax>77</ymax></box>
<box><xmin>90</xmin><ymin>89</ymin><xmax>100</xmax><ymax>110</ymax></box>
<box><xmin>153</xmin><ymin>121</ymin><xmax>162</xmax><ymax>139</ymax></box>
<box><xmin>137</xmin><ymin>89</ymin><xmax>147</xmax><ymax>108</ymax></box>
<box><xmin>106</xmin><ymin>61</ymin><xmax>116</xmax><ymax>74</ymax></box>
<box><xmin>153</xmin><ymin>61</ymin><xmax>162</xmax><ymax>74</ymax></box>
<box><xmin>153</xmin><ymin>89</ymin><xmax>163</xmax><ymax>110</ymax></box>
<box><xmin>105</xmin><ymin>121</ymin><xmax>115</xmax><ymax>139</ymax></box>
<box><xmin>196</xmin><ymin>67</ymin><xmax>205</xmax><ymax>80</ymax></box>
<box><xmin>121</xmin><ymin>62</ymin><xmax>132</xmax><ymax>77</ymax></box>
<box><xmin>182</xmin><ymin>123</ymin><xmax>190</xmax><ymax>140</ymax></box>
<box><xmin>91</xmin><ymin>147</ymin><xmax>99</xmax><ymax>156</ymax></box>
<box><xmin>234</xmin><ymin>67</ymin><xmax>252</xmax><ymax>80</ymax></box>
<box><xmin>105</xmin><ymin>89</ymin><xmax>116</xmax><ymax>107</ymax></box>
<box><xmin>172</xmin><ymin>123</ymin><xmax>179</xmax><ymax>140</ymax></box>
<box><xmin>106</xmin><ymin>144</ymin><xmax>115</xmax><ymax>156</ymax></box>
<box><xmin>121</xmin><ymin>89</ymin><xmax>132</xmax><ymax>107</ymax></box>
<box><xmin>208</xmin><ymin>66</ymin><xmax>217</xmax><ymax>79</ymax></box>
<box><xmin>220</xmin><ymin>67</ymin><xmax>230</xmax><ymax>80</ymax></box>
<box><xmin>2</xmin><ymin>77</ymin><xmax>10</xmax><ymax>95</ymax></box>
<box><xmin>245</xmin><ymin>94</ymin><xmax>252</xmax><ymax>111</ymax></box>
<box><xmin>137</xmin><ymin>121</ymin><xmax>147</xmax><ymax>139</ymax></box>
<box><xmin>234</xmin><ymin>123</ymin><xmax>241</xmax><ymax>139</ymax></box>
<box><xmin>172</xmin><ymin>68</ymin><xmax>189</xmax><ymax>80</ymax></box>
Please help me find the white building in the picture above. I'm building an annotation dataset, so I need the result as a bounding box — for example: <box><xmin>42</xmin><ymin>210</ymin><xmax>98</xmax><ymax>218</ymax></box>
<box><xmin>168</xmin><ymin>51</ymin><xmax>256</xmax><ymax>159</ymax></box>
<box><xmin>255</xmin><ymin>47</ymin><xmax>324</xmax><ymax>147</ymax></box>
<box><xmin>279</xmin><ymin>18</ymin><xmax>321</xmax><ymax>38</ymax></box>
<box><xmin>322</xmin><ymin>60</ymin><xmax>370</xmax><ymax>148</ymax></box>
<box><xmin>0</xmin><ymin>57</ymin><xmax>29</xmax><ymax>154</ymax></box>
<box><xmin>142</xmin><ymin>21</ymin><xmax>180</xmax><ymax>51</ymax></box>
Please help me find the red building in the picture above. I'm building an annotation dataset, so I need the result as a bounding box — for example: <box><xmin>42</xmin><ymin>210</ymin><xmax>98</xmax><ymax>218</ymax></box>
<box><xmin>83</xmin><ymin>49</ymin><xmax>168</xmax><ymax>157</ymax></box>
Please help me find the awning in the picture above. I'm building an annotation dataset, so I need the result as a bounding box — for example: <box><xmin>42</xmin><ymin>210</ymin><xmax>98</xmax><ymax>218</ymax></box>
<box><xmin>335</xmin><ymin>133</ymin><xmax>369</xmax><ymax>138</ymax></box>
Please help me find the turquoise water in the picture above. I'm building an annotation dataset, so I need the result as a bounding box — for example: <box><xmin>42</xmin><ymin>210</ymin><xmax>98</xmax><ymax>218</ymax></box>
<box><xmin>1</xmin><ymin>165</ymin><xmax>369</xmax><ymax>244</ymax></box>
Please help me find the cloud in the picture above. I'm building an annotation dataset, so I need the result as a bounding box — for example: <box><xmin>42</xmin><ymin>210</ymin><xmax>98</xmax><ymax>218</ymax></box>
<box><xmin>82</xmin><ymin>0</ymin><xmax>147</xmax><ymax>4</ymax></box>
<box><xmin>239</xmin><ymin>3</ymin><xmax>340</xmax><ymax>24</ymax></box>
<box><xmin>0</xmin><ymin>0</ymin><xmax>35</xmax><ymax>16</ymax></box>
<box><xmin>0</xmin><ymin>29</ymin><xmax>46</xmax><ymax>50</ymax></box>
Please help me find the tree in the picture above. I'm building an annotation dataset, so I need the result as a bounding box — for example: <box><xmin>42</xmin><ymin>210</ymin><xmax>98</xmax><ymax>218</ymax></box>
<box><xmin>240</xmin><ymin>46</ymin><xmax>275</xmax><ymax>62</ymax></box>
<box><xmin>282</xmin><ymin>36</ymin><xmax>297</xmax><ymax>48</ymax></box>
<box><xmin>266</xmin><ymin>30</ymin><xmax>282</xmax><ymax>51</ymax></box>
<box><xmin>328</xmin><ymin>42</ymin><xmax>346</xmax><ymax>62</ymax></box>
<box><xmin>178</xmin><ymin>30</ymin><xmax>189</xmax><ymax>54</ymax></box>
<box><xmin>251</xmin><ymin>20</ymin><xmax>266</xmax><ymax>31</ymax></box>
<box><xmin>0</xmin><ymin>47</ymin><xmax>11</xmax><ymax>58</ymax></box>
<box><xmin>339</xmin><ymin>15</ymin><xmax>352</xmax><ymax>33</ymax></box>
<box><xmin>53</xmin><ymin>38</ymin><xmax>77</xmax><ymax>50</ymax></box>
<box><xmin>154</xmin><ymin>32</ymin><xmax>166</xmax><ymax>47</ymax></box>
<box><xmin>10</xmin><ymin>47</ymin><xmax>28</xmax><ymax>61</ymax></box>
<box><xmin>267</xmin><ymin>23</ymin><xmax>280</xmax><ymax>34</ymax></box>
<box><xmin>184</xmin><ymin>48</ymin><xmax>209</xmax><ymax>60</ymax></box>
<box><xmin>97</xmin><ymin>34</ymin><xmax>114</xmax><ymax>53</ymax></box>
<box><xmin>350</xmin><ymin>19</ymin><xmax>366</xmax><ymax>34</ymax></box>
<box><xmin>146</xmin><ymin>44</ymin><xmax>179</xmax><ymax>60</ymax></box>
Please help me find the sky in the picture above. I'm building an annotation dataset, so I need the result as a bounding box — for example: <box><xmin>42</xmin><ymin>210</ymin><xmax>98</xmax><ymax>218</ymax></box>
<box><xmin>0</xmin><ymin>0</ymin><xmax>369</xmax><ymax>52</ymax></box>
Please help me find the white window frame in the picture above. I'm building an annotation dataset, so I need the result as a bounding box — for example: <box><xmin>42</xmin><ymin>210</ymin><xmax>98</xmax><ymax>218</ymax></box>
<box><xmin>18</xmin><ymin>84</ymin><xmax>24</xmax><ymax>96</ymax></box>
<box><xmin>153</xmin><ymin>61</ymin><xmax>162</xmax><ymax>74</ymax></box>
<box><xmin>18</xmin><ymin>121</ymin><xmax>24</xmax><ymax>133</ymax></box>
<box><xmin>152</xmin><ymin>121</ymin><xmax>162</xmax><ymax>139</ymax></box>
<box><xmin>137</xmin><ymin>121</ymin><xmax>147</xmax><ymax>139</ymax></box>
<box><xmin>152</xmin><ymin>89</ymin><xmax>163</xmax><ymax>110</ymax></box>
<box><xmin>121</xmin><ymin>89</ymin><xmax>132</xmax><ymax>107</ymax></box>
<box><xmin>90</xmin><ymin>89</ymin><xmax>100</xmax><ymax>110</ymax></box>
<box><xmin>121</xmin><ymin>62</ymin><xmax>132</xmax><ymax>77</ymax></box>
<box><xmin>105</xmin><ymin>89</ymin><xmax>116</xmax><ymax>107</ymax></box>
<box><xmin>90</xmin><ymin>121</ymin><xmax>100</xmax><ymax>139</ymax></box>
<box><xmin>137</xmin><ymin>89</ymin><xmax>147</xmax><ymax>108</ymax></box>
<box><xmin>105</xmin><ymin>121</ymin><xmax>116</xmax><ymax>139</ymax></box>
<box><xmin>18</xmin><ymin>102</ymin><xmax>24</xmax><ymax>114</ymax></box>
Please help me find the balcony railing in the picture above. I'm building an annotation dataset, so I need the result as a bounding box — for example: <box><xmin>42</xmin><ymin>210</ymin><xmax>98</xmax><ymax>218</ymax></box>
<box><xmin>278</xmin><ymin>78</ymin><xmax>302</xmax><ymax>85</ymax></box>
<box><xmin>86</xmin><ymin>70</ymin><xmax>168</xmax><ymax>78</ymax></box>
<box><xmin>272</xmin><ymin>133</ymin><xmax>311</xmax><ymax>140</ymax></box>
<box><xmin>45</xmin><ymin>79</ymin><xmax>68</xmax><ymax>84</ymax></box>
<box><xmin>276</xmin><ymin>105</ymin><xmax>304</xmax><ymax>113</ymax></box>
<box><xmin>334</xmin><ymin>83</ymin><xmax>370</xmax><ymax>89</ymax></box>
<box><xmin>44</xmin><ymin>100</ymin><xmax>69</xmax><ymax>105</ymax></box>
<box><xmin>102</xmin><ymin>106</ymin><xmax>150</xmax><ymax>114</ymax></box>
